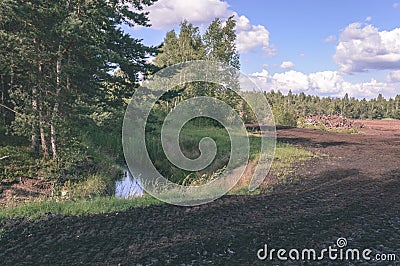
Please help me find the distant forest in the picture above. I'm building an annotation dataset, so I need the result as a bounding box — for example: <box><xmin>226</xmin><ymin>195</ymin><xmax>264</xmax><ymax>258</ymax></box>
<box><xmin>260</xmin><ymin>91</ymin><xmax>400</xmax><ymax>126</ymax></box>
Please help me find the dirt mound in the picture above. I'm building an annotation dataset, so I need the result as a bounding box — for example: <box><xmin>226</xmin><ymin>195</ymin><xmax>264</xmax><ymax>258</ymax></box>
<box><xmin>304</xmin><ymin>115</ymin><xmax>364</xmax><ymax>129</ymax></box>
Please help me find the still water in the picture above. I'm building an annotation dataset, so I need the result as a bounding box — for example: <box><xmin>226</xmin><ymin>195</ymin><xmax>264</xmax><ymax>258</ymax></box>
<box><xmin>115</xmin><ymin>169</ymin><xmax>144</xmax><ymax>198</ymax></box>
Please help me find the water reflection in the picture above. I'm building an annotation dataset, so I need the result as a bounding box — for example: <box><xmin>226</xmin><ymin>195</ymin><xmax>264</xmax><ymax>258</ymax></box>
<box><xmin>115</xmin><ymin>169</ymin><xmax>144</xmax><ymax>198</ymax></box>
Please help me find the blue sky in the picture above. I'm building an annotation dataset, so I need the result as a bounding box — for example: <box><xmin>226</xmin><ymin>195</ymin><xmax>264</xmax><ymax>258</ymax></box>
<box><xmin>127</xmin><ymin>0</ymin><xmax>400</xmax><ymax>99</ymax></box>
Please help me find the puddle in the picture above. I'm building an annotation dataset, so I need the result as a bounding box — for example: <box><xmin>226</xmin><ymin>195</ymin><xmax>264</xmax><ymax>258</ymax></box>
<box><xmin>115</xmin><ymin>168</ymin><xmax>144</xmax><ymax>198</ymax></box>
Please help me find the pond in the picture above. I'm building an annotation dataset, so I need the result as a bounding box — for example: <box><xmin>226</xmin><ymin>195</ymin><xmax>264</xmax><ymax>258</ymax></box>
<box><xmin>115</xmin><ymin>168</ymin><xmax>144</xmax><ymax>198</ymax></box>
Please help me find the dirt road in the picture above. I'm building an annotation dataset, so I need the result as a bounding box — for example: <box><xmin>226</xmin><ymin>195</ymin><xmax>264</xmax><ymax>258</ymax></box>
<box><xmin>1</xmin><ymin>121</ymin><xmax>399</xmax><ymax>265</ymax></box>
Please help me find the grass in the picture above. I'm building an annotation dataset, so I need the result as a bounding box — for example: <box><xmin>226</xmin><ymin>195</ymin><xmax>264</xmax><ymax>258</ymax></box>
<box><xmin>146</xmin><ymin>120</ymin><xmax>261</xmax><ymax>184</ymax></box>
<box><xmin>326</xmin><ymin>128</ymin><xmax>363</xmax><ymax>134</ymax></box>
<box><xmin>228</xmin><ymin>141</ymin><xmax>315</xmax><ymax>194</ymax></box>
<box><xmin>268</xmin><ymin>142</ymin><xmax>315</xmax><ymax>184</ymax></box>
<box><xmin>274</xmin><ymin>142</ymin><xmax>314</xmax><ymax>163</ymax></box>
<box><xmin>0</xmin><ymin>196</ymin><xmax>162</xmax><ymax>222</ymax></box>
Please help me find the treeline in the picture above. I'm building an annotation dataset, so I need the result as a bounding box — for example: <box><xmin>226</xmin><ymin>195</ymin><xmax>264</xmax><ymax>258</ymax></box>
<box><xmin>260</xmin><ymin>91</ymin><xmax>400</xmax><ymax>126</ymax></box>
<box><xmin>152</xmin><ymin>21</ymin><xmax>399</xmax><ymax>125</ymax></box>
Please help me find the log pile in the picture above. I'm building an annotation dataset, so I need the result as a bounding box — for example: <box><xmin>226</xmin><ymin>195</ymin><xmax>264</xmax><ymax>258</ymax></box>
<box><xmin>304</xmin><ymin>115</ymin><xmax>364</xmax><ymax>129</ymax></box>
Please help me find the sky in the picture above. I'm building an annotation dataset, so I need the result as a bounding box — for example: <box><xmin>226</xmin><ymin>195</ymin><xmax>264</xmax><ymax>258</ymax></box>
<box><xmin>126</xmin><ymin>0</ymin><xmax>400</xmax><ymax>99</ymax></box>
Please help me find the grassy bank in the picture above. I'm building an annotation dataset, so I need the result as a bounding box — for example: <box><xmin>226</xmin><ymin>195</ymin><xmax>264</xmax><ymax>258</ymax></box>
<box><xmin>0</xmin><ymin>196</ymin><xmax>162</xmax><ymax>221</ymax></box>
<box><xmin>145</xmin><ymin>120</ymin><xmax>264</xmax><ymax>185</ymax></box>
<box><xmin>0</xmin><ymin>137</ymin><xmax>316</xmax><ymax>221</ymax></box>
<box><xmin>229</xmin><ymin>142</ymin><xmax>314</xmax><ymax>195</ymax></box>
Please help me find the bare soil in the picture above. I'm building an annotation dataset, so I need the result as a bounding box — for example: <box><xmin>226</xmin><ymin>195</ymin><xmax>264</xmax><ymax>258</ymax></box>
<box><xmin>0</xmin><ymin>177</ymin><xmax>53</xmax><ymax>208</ymax></box>
<box><xmin>1</xmin><ymin>120</ymin><xmax>399</xmax><ymax>265</ymax></box>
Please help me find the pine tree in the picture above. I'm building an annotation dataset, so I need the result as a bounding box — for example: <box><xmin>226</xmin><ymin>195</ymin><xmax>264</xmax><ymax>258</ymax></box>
<box><xmin>0</xmin><ymin>0</ymin><xmax>157</xmax><ymax>160</ymax></box>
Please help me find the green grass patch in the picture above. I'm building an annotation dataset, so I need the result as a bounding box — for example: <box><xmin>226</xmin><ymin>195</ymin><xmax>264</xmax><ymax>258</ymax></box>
<box><xmin>326</xmin><ymin>128</ymin><xmax>363</xmax><ymax>134</ymax></box>
<box><xmin>228</xmin><ymin>141</ymin><xmax>315</xmax><ymax>195</ymax></box>
<box><xmin>0</xmin><ymin>196</ymin><xmax>162</xmax><ymax>222</ymax></box>
<box><xmin>269</xmin><ymin>142</ymin><xmax>314</xmax><ymax>184</ymax></box>
<box><xmin>274</xmin><ymin>142</ymin><xmax>314</xmax><ymax>163</ymax></box>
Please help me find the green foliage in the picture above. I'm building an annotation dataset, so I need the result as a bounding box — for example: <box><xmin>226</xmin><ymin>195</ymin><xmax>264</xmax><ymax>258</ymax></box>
<box><xmin>273</xmin><ymin>106</ymin><xmax>297</xmax><ymax>127</ymax></box>
<box><xmin>0</xmin><ymin>0</ymin><xmax>157</xmax><ymax>161</ymax></box>
<box><xmin>0</xmin><ymin>146</ymin><xmax>37</xmax><ymax>182</ymax></box>
<box><xmin>145</xmin><ymin>118</ymin><xmax>233</xmax><ymax>184</ymax></box>
<box><xmin>274</xmin><ymin>142</ymin><xmax>314</xmax><ymax>163</ymax></box>
<box><xmin>0</xmin><ymin>140</ymin><xmax>316</xmax><ymax>221</ymax></box>
<box><xmin>59</xmin><ymin>174</ymin><xmax>112</xmax><ymax>199</ymax></box>
<box><xmin>154</xmin><ymin>18</ymin><xmax>242</xmax><ymax>114</ymax></box>
<box><xmin>0</xmin><ymin>0</ymin><xmax>158</xmax><ymax>199</ymax></box>
<box><xmin>204</xmin><ymin>16</ymin><xmax>240</xmax><ymax>69</ymax></box>
<box><xmin>144</xmin><ymin>116</ymin><xmax>271</xmax><ymax>186</ymax></box>
<box><xmin>0</xmin><ymin>134</ymin><xmax>41</xmax><ymax>181</ymax></box>
<box><xmin>155</xmin><ymin>21</ymin><xmax>205</xmax><ymax>67</ymax></box>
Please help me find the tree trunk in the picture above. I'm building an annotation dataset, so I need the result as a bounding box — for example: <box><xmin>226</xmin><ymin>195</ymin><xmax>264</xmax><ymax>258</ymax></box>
<box><xmin>50</xmin><ymin>44</ymin><xmax>62</xmax><ymax>161</ymax></box>
<box><xmin>38</xmin><ymin>63</ymin><xmax>49</xmax><ymax>158</ymax></box>
<box><xmin>0</xmin><ymin>74</ymin><xmax>5</xmax><ymax>126</ymax></box>
<box><xmin>39</xmin><ymin>106</ymin><xmax>49</xmax><ymax>158</ymax></box>
<box><xmin>50</xmin><ymin>123</ymin><xmax>57</xmax><ymax>160</ymax></box>
<box><xmin>31</xmin><ymin>86</ymin><xmax>39</xmax><ymax>153</ymax></box>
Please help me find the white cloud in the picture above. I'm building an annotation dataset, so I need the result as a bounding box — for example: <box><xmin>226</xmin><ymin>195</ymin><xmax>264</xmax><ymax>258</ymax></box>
<box><xmin>324</xmin><ymin>35</ymin><xmax>337</xmax><ymax>43</ymax></box>
<box><xmin>251</xmin><ymin>69</ymin><xmax>270</xmax><ymax>83</ymax></box>
<box><xmin>334</xmin><ymin>23</ymin><xmax>400</xmax><ymax>73</ymax></box>
<box><xmin>393</xmin><ymin>2</ymin><xmax>400</xmax><ymax>8</ymax></box>
<box><xmin>280</xmin><ymin>61</ymin><xmax>295</xmax><ymax>69</ymax></box>
<box><xmin>387</xmin><ymin>70</ymin><xmax>400</xmax><ymax>83</ymax></box>
<box><xmin>252</xmin><ymin>69</ymin><xmax>270</xmax><ymax>77</ymax></box>
<box><xmin>272</xmin><ymin>71</ymin><xmax>309</xmax><ymax>91</ymax></box>
<box><xmin>145</xmin><ymin>0</ymin><xmax>231</xmax><ymax>29</ymax></box>
<box><xmin>234</xmin><ymin>13</ymin><xmax>275</xmax><ymax>56</ymax></box>
<box><xmin>143</xmin><ymin>0</ymin><xmax>275</xmax><ymax>56</ymax></box>
<box><xmin>365</xmin><ymin>16</ymin><xmax>372</xmax><ymax>22</ymax></box>
<box><xmin>308</xmin><ymin>71</ymin><xmax>344</xmax><ymax>94</ymax></box>
<box><xmin>249</xmin><ymin>69</ymin><xmax>398</xmax><ymax>99</ymax></box>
